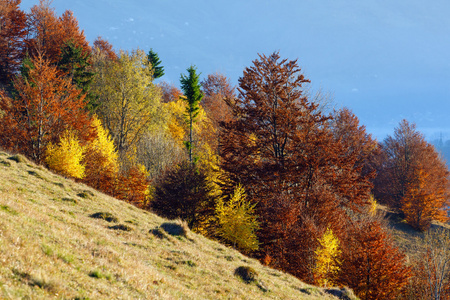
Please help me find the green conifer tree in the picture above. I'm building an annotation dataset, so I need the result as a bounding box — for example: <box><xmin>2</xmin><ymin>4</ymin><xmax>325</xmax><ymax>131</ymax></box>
<box><xmin>180</xmin><ymin>65</ymin><xmax>203</xmax><ymax>164</ymax></box>
<box><xmin>58</xmin><ymin>41</ymin><xmax>96</xmax><ymax>109</ymax></box>
<box><xmin>147</xmin><ymin>48</ymin><xmax>164</xmax><ymax>79</ymax></box>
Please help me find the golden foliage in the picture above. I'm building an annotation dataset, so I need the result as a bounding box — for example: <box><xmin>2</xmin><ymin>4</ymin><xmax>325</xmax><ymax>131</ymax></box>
<box><xmin>82</xmin><ymin>115</ymin><xmax>119</xmax><ymax>193</ymax></box>
<box><xmin>45</xmin><ymin>130</ymin><xmax>85</xmax><ymax>179</ymax></box>
<box><xmin>216</xmin><ymin>184</ymin><xmax>259</xmax><ymax>253</ymax></box>
<box><xmin>313</xmin><ymin>227</ymin><xmax>341</xmax><ymax>287</ymax></box>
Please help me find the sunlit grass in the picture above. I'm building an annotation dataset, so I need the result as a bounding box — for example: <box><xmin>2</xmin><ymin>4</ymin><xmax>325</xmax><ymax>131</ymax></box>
<box><xmin>0</xmin><ymin>151</ymin><xmax>351</xmax><ymax>299</ymax></box>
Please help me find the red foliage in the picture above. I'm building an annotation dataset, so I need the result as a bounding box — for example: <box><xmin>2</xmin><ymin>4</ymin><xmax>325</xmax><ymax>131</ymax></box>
<box><xmin>0</xmin><ymin>0</ymin><xmax>27</xmax><ymax>84</ymax></box>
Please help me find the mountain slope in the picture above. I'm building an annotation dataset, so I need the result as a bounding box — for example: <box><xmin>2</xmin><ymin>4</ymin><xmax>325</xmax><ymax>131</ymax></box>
<box><xmin>0</xmin><ymin>151</ymin><xmax>355</xmax><ymax>299</ymax></box>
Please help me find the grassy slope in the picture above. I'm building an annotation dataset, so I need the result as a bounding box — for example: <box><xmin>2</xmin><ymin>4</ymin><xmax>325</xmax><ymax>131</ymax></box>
<box><xmin>0</xmin><ymin>151</ymin><xmax>355</xmax><ymax>300</ymax></box>
<box><xmin>382</xmin><ymin>205</ymin><xmax>450</xmax><ymax>258</ymax></box>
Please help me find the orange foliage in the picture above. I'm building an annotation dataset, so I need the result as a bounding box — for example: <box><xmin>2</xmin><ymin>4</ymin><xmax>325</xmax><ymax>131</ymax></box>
<box><xmin>59</xmin><ymin>10</ymin><xmax>90</xmax><ymax>54</ymax></box>
<box><xmin>26</xmin><ymin>0</ymin><xmax>64</xmax><ymax>64</ymax></box>
<box><xmin>25</xmin><ymin>1</ymin><xmax>90</xmax><ymax>65</ymax></box>
<box><xmin>201</xmin><ymin>72</ymin><xmax>235</xmax><ymax>128</ymax></box>
<box><xmin>93</xmin><ymin>36</ymin><xmax>117</xmax><ymax>61</ymax></box>
<box><xmin>0</xmin><ymin>55</ymin><xmax>91</xmax><ymax>162</ymax></box>
<box><xmin>374</xmin><ymin>120</ymin><xmax>449</xmax><ymax>230</ymax></box>
<box><xmin>113</xmin><ymin>166</ymin><xmax>151</xmax><ymax>208</ymax></box>
<box><xmin>402</xmin><ymin>167</ymin><xmax>448</xmax><ymax>231</ymax></box>
<box><xmin>339</xmin><ymin>215</ymin><xmax>411</xmax><ymax>300</ymax></box>
<box><xmin>159</xmin><ymin>81</ymin><xmax>183</xmax><ymax>103</ymax></box>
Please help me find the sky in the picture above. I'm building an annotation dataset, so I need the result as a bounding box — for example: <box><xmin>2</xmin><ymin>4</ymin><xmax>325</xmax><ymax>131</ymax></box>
<box><xmin>19</xmin><ymin>0</ymin><xmax>450</xmax><ymax>141</ymax></box>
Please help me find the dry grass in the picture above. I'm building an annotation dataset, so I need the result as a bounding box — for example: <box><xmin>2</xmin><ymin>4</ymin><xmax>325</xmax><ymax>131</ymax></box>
<box><xmin>379</xmin><ymin>204</ymin><xmax>450</xmax><ymax>259</ymax></box>
<box><xmin>0</xmin><ymin>151</ymin><xmax>348</xmax><ymax>299</ymax></box>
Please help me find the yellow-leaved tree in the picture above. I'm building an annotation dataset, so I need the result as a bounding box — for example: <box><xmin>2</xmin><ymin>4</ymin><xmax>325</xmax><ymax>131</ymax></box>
<box><xmin>216</xmin><ymin>184</ymin><xmax>259</xmax><ymax>253</ymax></box>
<box><xmin>91</xmin><ymin>49</ymin><xmax>164</xmax><ymax>166</ymax></box>
<box><xmin>313</xmin><ymin>227</ymin><xmax>341</xmax><ymax>287</ymax></box>
<box><xmin>45</xmin><ymin>130</ymin><xmax>85</xmax><ymax>179</ymax></box>
<box><xmin>82</xmin><ymin>115</ymin><xmax>119</xmax><ymax>194</ymax></box>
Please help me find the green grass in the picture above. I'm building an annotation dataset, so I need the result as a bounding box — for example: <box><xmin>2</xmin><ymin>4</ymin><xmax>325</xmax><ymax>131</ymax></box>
<box><xmin>0</xmin><ymin>151</ymin><xmax>349</xmax><ymax>299</ymax></box>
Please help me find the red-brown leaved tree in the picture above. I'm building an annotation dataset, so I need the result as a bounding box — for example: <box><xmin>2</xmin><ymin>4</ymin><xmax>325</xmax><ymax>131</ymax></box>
<box><xmin>219</xmin><ymin>52</ymin><xmax>376</xmax><ymax>281</ymax></box>
<box><xmin>0</xmin><ymin>54</ymin><xmax>91</xmax><ymax>162</ymax></box>
<box><xmin>373</xmin><ymin>120</ymin><xmax>449</xmax><ymax>230</ymax></box>
<box><xmin>0</xmin><ymin>0</ymin><xmax>27</xmax><ymax>85</ymax></box>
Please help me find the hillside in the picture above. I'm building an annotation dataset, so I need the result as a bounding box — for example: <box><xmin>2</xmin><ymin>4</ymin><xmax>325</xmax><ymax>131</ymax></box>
<box><xmin>0</xmin><ymin>151</ymin><xmax>356</xmax><ymax>300</ymax></box>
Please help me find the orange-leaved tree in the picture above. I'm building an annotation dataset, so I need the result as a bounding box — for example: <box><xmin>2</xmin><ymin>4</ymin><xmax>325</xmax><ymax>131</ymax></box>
<box><xmin>339</xmin><ymin>214</ymin><xmax>411</xmax><ymax>300</ymax></box>
<box><xmin>401</xmin><ymin>166</ymin><xmax>448</xmax><ymax>231</ymax></box>
<box><xmin>25</xmin><ymin>1</ymin><xmax>90</xmax><ymax>66</ymax></box>
<box><xmin>201</xmin><ymin>72</ymin><xmax>235</xmax><ymax>130</ymax></box>
<box><xmin>373</xmin><ymin>120</ymin><xmax>449</xmax><ymax>230</ymax></box>
<box><xmin>114</xmin><ymin>165</ymin><xmax>151</xmax><ymax>208</ymax></box>
<box><xmin>0</xmin><ymin>54</ymin><xmax>91</xmax><ymax>162</ymax></box>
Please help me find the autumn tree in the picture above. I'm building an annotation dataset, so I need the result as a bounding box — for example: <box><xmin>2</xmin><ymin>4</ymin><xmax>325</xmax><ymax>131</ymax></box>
<box><xmin>373</xmin><ymin>120</ymin><xmax>449</xmax><ymax>230</ymax></box>
<box><xmin>26</xmin><ymin>1</ymin><xmax>90</xmax><ymax>66</ymax></box>
<box><xmin>0</xmin><ymin>55</ymin><xmax>91</xmax><ymax>162</ymax></box>
<box><xmin>201</xmin><ymin>72</ymin><xmax>235</xmax><ymax>130</ymax></box>
<box><xmin>313</xmin><ymin>227</ymin><xmax>341</xmax><ymax>287</ymax></box>
<box><xmin>338</xmin><ymin>214</ymin><xmax>411</xmax><ymax>300</ymax></box>
<box><xmin>0</xmin><ymin>0</ymin><xmax>27</xmax><ymax>85</ymax></box>
<box><xmin>114</xmin><ymin>165</ymin><xmax>151</xmax><ymax>208</ymax></box>
<box><xmin>215</xmin><ymin>184</ymin><xmax>259</xmax><ymax>253</ymax></box>
<box><xmin>219</xmin><ymin>52</ymin><xmax>376</xmax><ymax>281</ymax></box>
<box><xmin>58</xmin><ymin>10</ymin><xmax>90</xmax><ymax>54</ymax></box>
<box><xmin>25</xmin><ymin>0</ymin><xmax>64</xmax><ymax>64</ymax></box>
<box><xmin>82</xmin><ymin>115</ymin><xmax>119</xmax><ymax>194</ymax></box>
<box><xmin>92</xmin><ymin>36</ymin><xmax>117</xmax><ymax>61</ymax></box>
<box><xmin>45</xmin><ymin>130</ymin><xmax>85</xmax><ymax>179</ymax></box>
<box><xmin>91</xmin><ymin>49</ymin><xmax>164</xmax><ymax>165</ymax></box>
<box><xmin>148</xmin><ymin>48</ymin><xmax>164</xmax><ymax>79</ymax></box>
<box><xmin>180</xmin><ymin>65</ymin><xmax>203</xmax><ymax>164</ymax></box>
<box><xmin>407</xmin><ymin>228</ymin><xmax>450</xmax><ymax>300</ymax></box>
<box><xmin>159</xmin><ymin>81</ymin><xmax>183</xmax><ymax>103</ymax></box>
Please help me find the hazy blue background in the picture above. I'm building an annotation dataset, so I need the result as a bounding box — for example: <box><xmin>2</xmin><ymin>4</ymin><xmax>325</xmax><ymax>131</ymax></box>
<box><xmin>20</xmin><ymin>0</ymin><xmax>450</xmax><ymax>142</ymax></box>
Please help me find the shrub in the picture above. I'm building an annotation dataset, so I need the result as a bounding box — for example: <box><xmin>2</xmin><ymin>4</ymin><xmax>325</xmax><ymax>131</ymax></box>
<box><xmin>216</xmin><ymin>184</ymin><xmax>259</xmax><ymax>253</ymax></box>
<box><xmin>151</xmin><ymin>161</ymin><xmax>216</xmax><ymax>231</ymax></box>
<box><xmin>234</xmin><ymin>266</ymin><xmax>258</xmax><ymax>283</ymax></box>
<box><xmin>89</xmin><ymin>212</ymin><xmax>118</xmax><ymax>223</ymax></box>
<box><xmin>45</xmin><ymin>130</ymin><xmax>85</xmax><ymax>179</ymax></box>
<box><xmin>160</xmin><ymin>221</ymin><xmax>189</xmax><ymax>237</ymax></box>
<box><xmin>108</xmin><ymin>224</ymin><xmax>133</xmax><ymax>231</ymax></box>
